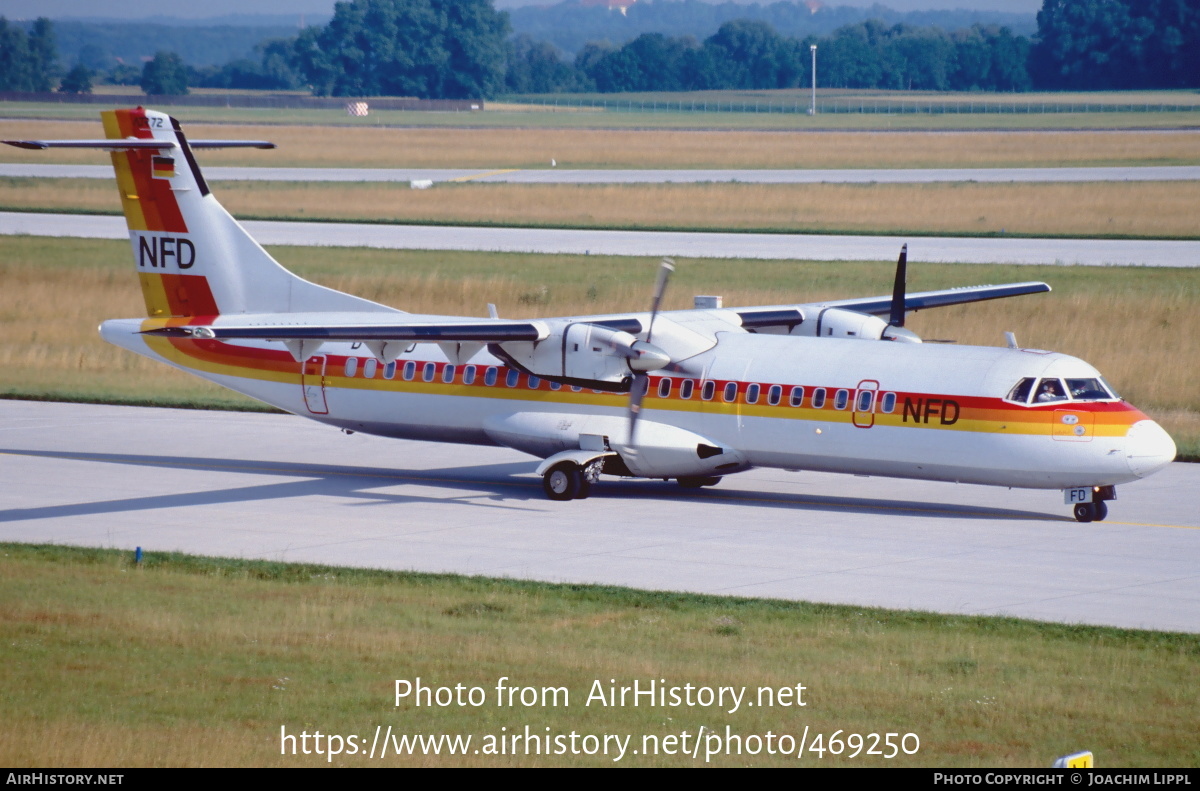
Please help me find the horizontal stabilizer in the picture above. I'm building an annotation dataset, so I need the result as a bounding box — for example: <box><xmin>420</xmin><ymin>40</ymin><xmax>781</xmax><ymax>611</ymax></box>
<box><xmin>3</xmin><ymin>139</ymin><xmax>275</xmax><ymax>150</ymax></box>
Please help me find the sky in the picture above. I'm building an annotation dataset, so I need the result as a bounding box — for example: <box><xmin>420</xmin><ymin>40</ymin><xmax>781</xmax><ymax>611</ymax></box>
<box><xmin>0</xmin><ymin>0</ymin><xmax>1043</xmax><ymax>22</ymax></box>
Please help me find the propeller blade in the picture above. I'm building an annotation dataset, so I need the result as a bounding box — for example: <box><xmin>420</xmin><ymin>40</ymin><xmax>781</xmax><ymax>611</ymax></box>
<box><xmin>645</xmin><ymin>258</ymin><xmax>675</xmax><ymax>343</ymax></box>
<box><xmin>889</xmin><ymin>243</ymin><xmax>908</xmax><ymax>328</ymax></box>
<box><xmin>628</xmin><ymin>373</ymin><xmax>649</xmax><ymax>444</ymax></box>
<box><xmin>628</xmin><ymin>259</ymin><xmax>674</xmax><ymax>445</ymax></box>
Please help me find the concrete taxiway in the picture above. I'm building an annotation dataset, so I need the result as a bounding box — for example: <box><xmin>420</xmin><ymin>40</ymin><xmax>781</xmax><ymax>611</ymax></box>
<box><xmin>3</xmin><ymin>211</ymin><xmax>1199</xmax><ymax>267</ymax></box>
<box><xmin>4</xmin><ymin>163</ymin><xmax>1200</xmax><ymax>184</ymax></box>
<box><xmin>2</xmin><ymin>400</ymin><xmax>1196</xmax><ymax>633</ymax></box>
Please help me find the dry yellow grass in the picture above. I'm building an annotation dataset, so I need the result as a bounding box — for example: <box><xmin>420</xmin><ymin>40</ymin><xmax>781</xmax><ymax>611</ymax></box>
<box><xmin>2</xmin><ymin>118</ymin><xmax>1198</xmax><ymax>169</ymax></box>
<box><xmin>4</xmin><ymin>178</ymin><xmax>1199</xmax><ymax>238</ymax></box>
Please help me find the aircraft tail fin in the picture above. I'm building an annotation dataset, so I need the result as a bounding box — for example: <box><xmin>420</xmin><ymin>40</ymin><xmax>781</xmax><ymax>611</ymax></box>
<box><xmin>9</xmin><ymin>107</ymin><xmax>396</xmax><ymax>320</ymax></box>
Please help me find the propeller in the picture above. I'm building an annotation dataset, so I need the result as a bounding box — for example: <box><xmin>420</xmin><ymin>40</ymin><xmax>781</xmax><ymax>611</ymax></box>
<box><xmin>628</xmin><ymin>258</ymin><xmax>675</xmax><ymax>445</ymax></box>
<box><xmin>888</xmin><ymin>243</ymin><xmax>907</xmax><ymax>328</ymax></box>
<box><xmin>883</xmin><ymin>243</ymin><xmax>923</xmax><ymax>344</ymax></box>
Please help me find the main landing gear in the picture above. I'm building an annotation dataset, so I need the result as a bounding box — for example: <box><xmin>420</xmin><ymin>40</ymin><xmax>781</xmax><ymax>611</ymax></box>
<box><xmin>542</xmin><ymin>460</ymin><xmax>603</xmax><ymax>501</ymax></box>
<box><xmin>540</xmin><ymin>461</ymin><xmax>723</xmax><ymax>500</ymax></box>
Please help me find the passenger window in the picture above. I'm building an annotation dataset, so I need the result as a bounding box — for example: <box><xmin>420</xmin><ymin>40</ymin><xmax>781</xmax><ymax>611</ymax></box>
<box><xmin>834</xmin><ymin>389</ymin><xmax>849</xmax><ymax>410</ymax></box>
<box><xmin>790</xmin><ymin>386</ymin><xmax>804</xmax><ymax>407</ymax></box>
<box><xmin>812</xmin><ymin>388</ymin><xmax>827</xmax><ymax>408</ymax></box>
<box><xmin>383</xmin><ymin>361</ymin><xmax>397</xmax><ymax>380</ymax></box>
<box><xmin>1007</xmin><ymin>377</ymin><xmax>1036</xmax><ymax>404</ymax></box>
<box><xmin>881</xmin><ymin>392</ymin><xmax>897</xmax><ymax>413</ymax></box>
<box><xmin>344</xmin><ymin>357</ymin><xmax>358</xmax><ymax>378</ymax></box>
<box><xmin>680</xmin><ymin>380</ymin><xmax>694</xmax><ymax>399</ymax></box>
<box><xmin>484</xmin><ymin>367</ymin><xmax>498</xmax><ymax>386</ymax></box>
<box><xmin>1033</xmin><ymin>378</ymin><xmax>1067</xmax><ymax>403</ymax></box>
<box><xmin>701</xmin><ymin>380</ymin><xmax>716</xmax><ymax>401</ymax></box>
<box><xmin>528</xmin><ymin>376</ymin><xmax>541</xmax><ymax>389</ymax></box>
<box><xmin>550</xmin><ymin>381</ymin><xmax>561</xmax><ymax>391</ymax></box>
<box><xmin>403</xmin><ymin>361</ymin><xmax>416</xmax><ymax>381</ymax></box>
<box><xmin>767</xmin><ymin>385</ymin><xmax>782</xmax><ymax>406</ymax></box>
<box><xmin>856</xmin><ymin>390</ymin><xmax>873</xmax><ymax>412</ymax></box>
<box><xmin>463</xmin><ymin>365</ymin><xmax>476</xmax><ymax>385</ymax></box>
<box><xmin>658</xmin><ymin>378</ymin><xmax>672</xmax><ymax>398</ymax></box>
<box><xmin>423</xmin><ymin>362</ymin><xmax>436</xmax><ymax>382</ymax></box>
<box><xmin>723</xmin><ymin>382</ymin><xmax>738</xmax><ymax>402</ymax></box>
<box><xmin>746</xmin><ymin>383</ymin><xmax>760</xmax><ymax>404</ymax></box>
<box><xmin>442</xmin><ymin>365</ymin><xmax>456</xmax><ymax>384</ymax></box>
<box><xmin>506</xmin><ymin>369</ymin><xmax>520</xmax><ymax>388</ymax></box>
<box><xmin>362</xmin><ymin>358</ymin><xmax>378</xmax><ymax>379</ymax></box>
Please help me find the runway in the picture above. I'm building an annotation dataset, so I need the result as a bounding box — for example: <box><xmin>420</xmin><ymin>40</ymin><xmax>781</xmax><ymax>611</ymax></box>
<box><xmin>4</xmin><ymin>163</ymin><xmax>1200</xmax><ymax>184</ymax></box>
<box><xmin>2</xmin><ymin>400</ymin><xmax>1197</xmax><ymax>633</ymax></box>
<box><xmin>3</xmin><ymin>211</ymin><xmax>1199</xmax><ymax>267</ymax></box>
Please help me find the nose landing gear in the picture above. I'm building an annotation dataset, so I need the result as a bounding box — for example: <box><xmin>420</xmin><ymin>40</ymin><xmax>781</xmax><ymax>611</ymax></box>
<box><xmin>1072</xmin><ymin>501</ymin><xmax>1109</xmax><ymax>523</ymax></box>
<box><xmin>1067</xmin><ymin>485</ymin><xmax>1116</xmax><ymax>522</ymax></box>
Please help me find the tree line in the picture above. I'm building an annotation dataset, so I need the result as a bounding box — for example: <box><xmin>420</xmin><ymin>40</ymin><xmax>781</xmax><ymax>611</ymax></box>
<box><xmin>1</xmin><ymin>0</ymin><xmax>1197</xmax><ymax>99</ymax></box>
<box><xmin>511</xmin><ymin>18</ymin><xmax>1030</xmax><ymax>95</ymax></box>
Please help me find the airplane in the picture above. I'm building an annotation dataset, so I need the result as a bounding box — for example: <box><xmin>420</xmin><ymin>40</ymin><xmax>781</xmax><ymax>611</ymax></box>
<box><xmin>5</xmin><ymin>107</ymin><xmax>1177</xmax><ymax>522</ymax></box>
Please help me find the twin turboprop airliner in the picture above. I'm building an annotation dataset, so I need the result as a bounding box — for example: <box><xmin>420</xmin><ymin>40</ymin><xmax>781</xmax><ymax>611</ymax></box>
<box><xmin>5</xmin><ymin>108</ymin><xmax>1177</xmax><ymax>522</ymax></box>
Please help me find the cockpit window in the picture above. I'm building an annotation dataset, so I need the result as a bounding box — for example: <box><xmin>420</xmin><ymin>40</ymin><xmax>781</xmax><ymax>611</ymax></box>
<box><xmin>1034</xmin><ymin>378</ymin><xmax>1067</xmax><ymax>403</ymax></box>
<box><xmin>1066</xmin><ymin>378</ymin><xmax>1114</xmax><ymax>401</ymax></box>
<box><xmin>1007</xmin><ymin>377</ymin><xmax>1036</xmax><ymax>404</ymax></box>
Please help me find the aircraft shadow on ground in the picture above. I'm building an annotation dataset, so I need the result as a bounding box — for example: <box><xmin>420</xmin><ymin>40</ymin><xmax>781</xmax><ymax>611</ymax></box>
<box><xmin>0</xmin><ymin>448</ymin><xmax>1058</xmax><ymax>524</ymax></box>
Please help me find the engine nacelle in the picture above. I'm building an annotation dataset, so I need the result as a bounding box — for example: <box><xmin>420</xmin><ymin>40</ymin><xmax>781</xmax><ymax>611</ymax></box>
<box><xmin>788</xmin><ymin>308</ymin><xmax>922</xmax><ymax>343</ymax></box>
<box><xmin>493</xmin><ymin>321</ymin><xmax>670</xmax><ymax>389</ymax></box>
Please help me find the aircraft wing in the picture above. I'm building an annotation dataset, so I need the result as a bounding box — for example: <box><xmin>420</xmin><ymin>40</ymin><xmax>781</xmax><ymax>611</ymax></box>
<box><xmin>812</xmin><ymin>281</ymin><xmax>1051</xmax><ymax>317</ymax></box>
<box><xmin>143</xmin><ymin>320</ymin><xmax>547</xmax><ymax>343</ymax></box>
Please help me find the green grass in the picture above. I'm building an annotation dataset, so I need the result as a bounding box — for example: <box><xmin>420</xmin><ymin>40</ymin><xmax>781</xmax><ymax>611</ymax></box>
<box><xmin>1</xmin><ymin>543</ymin><xmax>1196</xmax><ymax>767</ymax></box>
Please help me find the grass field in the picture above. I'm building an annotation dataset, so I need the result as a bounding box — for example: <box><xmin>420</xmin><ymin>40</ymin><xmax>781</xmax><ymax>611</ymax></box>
<box><xmin>4</xmin><ymin>119</ymin><xmax>1200</xmax><ymax>170</ymax></box>
<box><xmin>1</xmin><ymin>543</ymin><xmax>1196</xmax><ymax>767</ymax></box>
<box><xmin>4</xmin><ymin>177</ymin><xmax>1198</xmax><ymax>240</ymax></box>
<box><xmin>5</xmin><ymin>88</ymin><xmax>1200</xmax><ymax>131</ymax></box>
<box><xmin>515</xmin><ymin>88</ymin><xmax>1200</xmax><ymax>109</ymax></box>
<box><xmin>1</xmin><ymin>236</ymin><xmax>1196</xmax><ymax>458</ymax></box>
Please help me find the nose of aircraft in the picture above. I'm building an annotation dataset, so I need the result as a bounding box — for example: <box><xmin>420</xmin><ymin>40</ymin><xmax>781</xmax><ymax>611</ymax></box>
<box><xmin>1125</xmin><ymin>420</ymin><xmax>1177</xmax><ymax>478</ymax></box>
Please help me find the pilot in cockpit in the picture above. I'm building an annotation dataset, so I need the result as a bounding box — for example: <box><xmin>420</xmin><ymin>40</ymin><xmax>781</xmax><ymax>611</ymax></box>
<box><xmin>1036</xmin><ymin>379</ymin><xmax>1065</xmax><ymax>403</ymax></box>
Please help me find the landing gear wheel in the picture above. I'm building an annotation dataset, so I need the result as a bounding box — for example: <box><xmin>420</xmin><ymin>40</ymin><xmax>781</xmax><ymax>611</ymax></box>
<box><xmin>543</xmin><ymin>462</ymin><xmax>583</xmax><ymax>501</ymax></box>
<box><xmin>1073</xmin><ymin>502</ymin><xmax>1096</xmax><ymax>523</ymax></box>
<box><xmin>1093</xmin><ymin>500</ymin><xmax>1108</xmax><ymax>521</ymax></box>
<box><xmin>677</xmin><ymin>476</ymin><xmax>721</xmax><ymax>489</ymax></box>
